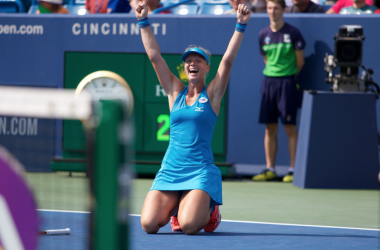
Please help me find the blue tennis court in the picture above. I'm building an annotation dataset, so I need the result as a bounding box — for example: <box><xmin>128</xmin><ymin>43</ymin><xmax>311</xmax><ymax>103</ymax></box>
<box><xmin>37</xmin><ymin>210</ymin><xmax>380</xmax><ymax>250</ymax></box>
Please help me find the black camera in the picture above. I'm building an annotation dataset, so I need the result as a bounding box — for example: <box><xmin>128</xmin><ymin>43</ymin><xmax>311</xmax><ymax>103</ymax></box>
<box><xmin>324</xmin><ymin>25</ymin><xmax>378</xmax><ymax>95</ymax></box>
<box><xmin>334</xmin><ymin>25</ymin><xmax>365</xmax><ymax>76</ymax></box>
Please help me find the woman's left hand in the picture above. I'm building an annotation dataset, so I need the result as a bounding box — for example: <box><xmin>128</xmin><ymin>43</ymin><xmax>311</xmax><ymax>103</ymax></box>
<box><xmin>237</xmin><ymin>4</ymin><xmax>251</xmax><ymax>24</ymax></box>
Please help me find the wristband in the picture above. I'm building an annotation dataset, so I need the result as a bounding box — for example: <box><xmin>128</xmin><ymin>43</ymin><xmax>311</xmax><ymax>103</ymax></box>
<box><xmin>138</xmin><ymin>18</ymin><xmax>150</xmax><ymax>28</ymax></box>
<box><xmin>235</xmin><ymin>21</ymin><xmax>247</xmax><ymax>33</ymax></box>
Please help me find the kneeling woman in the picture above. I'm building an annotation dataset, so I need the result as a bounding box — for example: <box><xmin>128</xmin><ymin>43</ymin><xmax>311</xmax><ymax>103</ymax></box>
<box><xmin>136</xmin><ymin>2</ymin><xmax>251</xmax><ymax>235</ymax></box>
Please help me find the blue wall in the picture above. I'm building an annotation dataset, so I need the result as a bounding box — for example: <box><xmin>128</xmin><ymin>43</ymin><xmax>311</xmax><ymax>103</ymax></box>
<box><xmin>0</xmin><ymin>14</ymin><xmax>379</xmax><ymax>168</ymax></box>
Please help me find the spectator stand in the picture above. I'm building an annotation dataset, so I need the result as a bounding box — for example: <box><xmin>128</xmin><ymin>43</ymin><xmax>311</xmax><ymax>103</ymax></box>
<box><xmin>0</xmin><ymin>0</ymin><xmax>25</xmax><ymax>13</ymax></box>
<box><xmin>28</xmin><ymin>0</ymin><xmax>86</xmax><ymax>14</ymax></box>
<box><xmin>153</xmin><ymin>0</ymin><xmax>231</xmax><ymax>14</ymax></box>
<box><xmin>166</xmin><ymin>0</ymin><xmax>199</xmax><ymax>15</ymax></box>
<box><xmin>26</xmin><ymin>0</ymin><xmax>233</xmax><ymax>15</ymax></box>
<box><xmin>153</xmin><ymin>0</ymin><xmax>197</xmax><ymax>14</ymax></box>
<box><xmin>65</xmin><ymin>0</ymin><xmax>86</xmax><ymax>15</ymax></box>
<box><xmin>198</xmin><ymin>0</ymin><xmax>231</xmax><ymax>15</ymax></box>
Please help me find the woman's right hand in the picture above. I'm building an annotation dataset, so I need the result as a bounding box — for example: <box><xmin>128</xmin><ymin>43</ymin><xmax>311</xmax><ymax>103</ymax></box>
<box><xmin>237</xmin><ymin>4</ymin><xmax>251</xmax><ymax>24</ymax></box>
<box><xmin>135</xmin><ymin>1</ymin><xmax>148</xmax><ymax>19</ymax></box>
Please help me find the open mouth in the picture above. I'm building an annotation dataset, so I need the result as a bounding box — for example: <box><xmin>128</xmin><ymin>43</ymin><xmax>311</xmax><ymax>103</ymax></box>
<box><xmin>189</xmin><ymin>69</ymin><xmax>199</xmax><ymax>75</ymax></box>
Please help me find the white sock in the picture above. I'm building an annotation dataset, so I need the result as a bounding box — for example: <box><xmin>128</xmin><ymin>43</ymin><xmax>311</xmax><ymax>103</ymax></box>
<box><xmin>288</xmin><ymin>168</ymin><xmax>294</xmax><ymax>173</ymax></box>
<box><xmin>268</xmin><ymin>167</ymin><xmax>275</xmax><ymax>172</ymax></box>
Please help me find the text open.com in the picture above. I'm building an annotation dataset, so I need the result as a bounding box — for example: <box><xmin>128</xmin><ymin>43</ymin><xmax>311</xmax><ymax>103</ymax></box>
<box><xmin>0</xmin><ymin>25</ymin><xmax>43</xmax><ymax>35</ymax></box>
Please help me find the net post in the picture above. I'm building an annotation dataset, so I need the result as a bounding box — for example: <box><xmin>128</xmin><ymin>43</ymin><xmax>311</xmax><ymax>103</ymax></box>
<box><xmin>91</xmin><ymin>99</ymin><xmax>131</xmax><ymax>250</ymax></box>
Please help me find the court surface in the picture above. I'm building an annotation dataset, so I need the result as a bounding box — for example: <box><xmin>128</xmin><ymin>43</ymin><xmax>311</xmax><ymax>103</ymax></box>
<box><xmin>27</xmin><ymin>173</ymin><xmax>380</xmax><ymax>249</ymax></box>
<box><xmin>37</xmin><ymin>210</ymin><xmax>380</xmax><ymax>250</ymax></box>
<box><xmin>26</xmin><ymin>174</ymin><xmax>380</xmax><ymax>230</ymax></box>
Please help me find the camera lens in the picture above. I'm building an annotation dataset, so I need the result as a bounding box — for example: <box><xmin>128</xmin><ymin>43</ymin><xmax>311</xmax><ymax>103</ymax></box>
<box><xmin>341</xmin><ymin>44</ymin><xmax>357</xmax><ymax>61</ymax></box>
<box><xmin>336</xmin><ymin>40</ymin><xmax>361</xmax><ymax>64</ymax></box>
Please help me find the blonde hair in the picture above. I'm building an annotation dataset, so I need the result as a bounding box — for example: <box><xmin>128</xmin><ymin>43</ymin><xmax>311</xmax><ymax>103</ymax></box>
<box><xmin>184</xmin><ymin>45</ymin><xmax>211</xmax><ymax>66</ymax></box>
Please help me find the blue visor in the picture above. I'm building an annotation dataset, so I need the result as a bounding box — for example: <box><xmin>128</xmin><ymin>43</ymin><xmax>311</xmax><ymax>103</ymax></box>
<box><xmin>181</xmin><ymin>48</ymin><xmax>210</xmax><ymax>65</ymax></box>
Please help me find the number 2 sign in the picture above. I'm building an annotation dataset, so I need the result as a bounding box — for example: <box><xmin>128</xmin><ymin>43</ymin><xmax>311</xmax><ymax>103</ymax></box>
<box><xmin>157</xmin><ymin>114</ymin><xmax>170</xmax><ymax>141</ymax></box>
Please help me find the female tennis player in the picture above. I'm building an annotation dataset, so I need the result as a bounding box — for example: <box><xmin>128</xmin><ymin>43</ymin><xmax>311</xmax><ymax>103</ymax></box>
<box><xmin>136</xmin><ymin>2</ymin><xmax>251</xmax><ymax>235</ymax></box>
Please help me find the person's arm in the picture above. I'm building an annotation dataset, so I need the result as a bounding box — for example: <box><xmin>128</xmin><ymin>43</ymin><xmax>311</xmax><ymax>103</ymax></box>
<box><xmin>208</xmin><ymin>4</ymin><xmax>251</xmax><ymax>115</ymax></box>
<box><xmin>326</xmin><ymin>0</ymin><xmax>343</xmax><ymax>14</ymax></box>
<box><xmin>295</xmin><ymin>50</ymin><xmax>304</xmax><ymax>76</ymax></box>
<box><xmin>263</xmin><ymin>55</ymin><xmax>267</xmax><ymax>64</ymax></box>
<box><xmin>292</xmin><ymin>29</ymin><xmax>305</xmax><ymax>76</ymax></box>
<box><xmin>85</xmin><ymin>0</ymin><xmax>91</xmax><ymax>11</ymax></box>
<box><xmin>58</xmin><ymin>6</ymin><xmax>70</xmax><ymax>13</ymax></box>
<box><xmin>135</xmin><ymin>2</ymin><xmax>184</xmax><ymax>109</ymax></box>
<box><xmin>325</xmin><ymin>8</ymin><xmax>337</xmax><ymax>13</ymax></box>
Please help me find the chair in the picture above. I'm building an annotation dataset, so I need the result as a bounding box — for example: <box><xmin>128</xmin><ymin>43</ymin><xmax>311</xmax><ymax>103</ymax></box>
<box><xmin>20</xmin><ymin>0</ymin><xmax>30</xmax><ymax>12</ymax></box>
<box><xmin>64</xmin><ymin>0</ymin><xmax>86</xmax><ymax>15</ymax></box>
<box><xmin>65</xmin><ymin>4</ymin><xmax>87</xmax><ymax>14</ymax></box>
<box><xmin>153</xmin><ymin>0</ymin><xmax>196</xmax><ymax>13</ymax></box>
<box><xmin>193</xmin><ymin>0</ymin><xmax>204</xmax><ymax>6</ymax></box>
<box><xmin>160</xmin><ymin>0</ymin><xmax>169</xmax><ymax>6</ymax></box>
<box><xmin>28</xmin><ymin>3</ymin><xmax>38</xmax><ymax>13</ymax></box>
<box><xmin>0</xmin><ymin>0</ymin><xmax>25</xmax><ymax>13</ymax></box>
<box><xmin>170</xmin><ymin>2</ymin><xmax>198</xmax><ymax>14</ymax></box>
<box><xmin>202</xmin><ymin>0</ymin><xmax>228</xmax><ymax>3</ymax></box>
<box><xmin>28</xmin><ymin>0</ymin><xmax>39</xmax><ymax>13</ymax></box>
<box><xmin>198</xmin><ymin>1</ymin><xmax>231</xmax><ymax>15</ymax></box>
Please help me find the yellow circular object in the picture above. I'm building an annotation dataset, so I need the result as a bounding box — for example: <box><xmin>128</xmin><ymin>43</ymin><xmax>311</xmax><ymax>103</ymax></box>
<box><xmin>75</xmin><ymin>71</ymin><xmax>134</xmax><ymax>116</ymax></box>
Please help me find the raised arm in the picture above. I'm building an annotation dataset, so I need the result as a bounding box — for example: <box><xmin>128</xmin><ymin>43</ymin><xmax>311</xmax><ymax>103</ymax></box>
<box><xmin>135</xmin><ymin>2</ymin><xmax>184</xmax><ymax>109</ymax></box>
<box><xmin>207</xmin><ymin>4</ymin><xmax>251</xmax><ymax>114</ymax></box>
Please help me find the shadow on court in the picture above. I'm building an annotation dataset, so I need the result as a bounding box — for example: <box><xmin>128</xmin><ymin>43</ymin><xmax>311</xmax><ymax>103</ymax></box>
<box><xmin>37</xmin><ymin>211</ymin><xmax>380</xmax><ymax>250</ymax></box>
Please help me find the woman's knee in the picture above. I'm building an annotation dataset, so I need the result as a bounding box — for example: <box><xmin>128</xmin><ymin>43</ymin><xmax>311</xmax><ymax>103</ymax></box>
<box><xmin>178</xmin><ymin>189</ymin><xmax>211</xmax><ymax>235</ymax></box>
<box><xmin>141</xmin><ymin>213</ymin><xmax>171</xmax><ymax>234</ymax></box>
<box><xmin>180</xmin><ymin>220</ymin><xmax>203</xmax><ymax>235</ymax></box>
<box><xmin>141</xmin><ymin>218</ymin><xmax>160</xmax><ymax>234</ymax></box>
<box><xmin>141</xmin><ymin>220</ymin><xmax>160</xmax><ymax>234</ymax></box>
<box><xmin>140</xmin><ymin>190</ymin><xmax>180</xmax><ymax>234</ymax></box>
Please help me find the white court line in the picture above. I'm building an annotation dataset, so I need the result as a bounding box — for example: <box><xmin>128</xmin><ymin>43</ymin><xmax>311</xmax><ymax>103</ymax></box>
<box><xmin>128</xmin><ymin>214</ymin><xmax>380</xmax><ymax>232</ymax></box>
<box><xmin>38</xmin><ymin>209</ymin><xmax>90</xmax><ymax>214</ymax></box>
<box><xmin>221</xmin><ymin>219</ymin><xmax>380</xmax><ymax>232</ymax></box>
<box><xmin>38</xmin><ymin>210</ymin><xmax>380</xmax><ymax>232</ymax></box>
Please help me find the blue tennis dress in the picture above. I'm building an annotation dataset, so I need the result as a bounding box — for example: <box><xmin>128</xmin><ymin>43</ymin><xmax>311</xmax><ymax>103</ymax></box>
<box><xmin>150</xmin><ymin>86</ymin><xmax>223</xmax><ymax>206</ymax></box>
